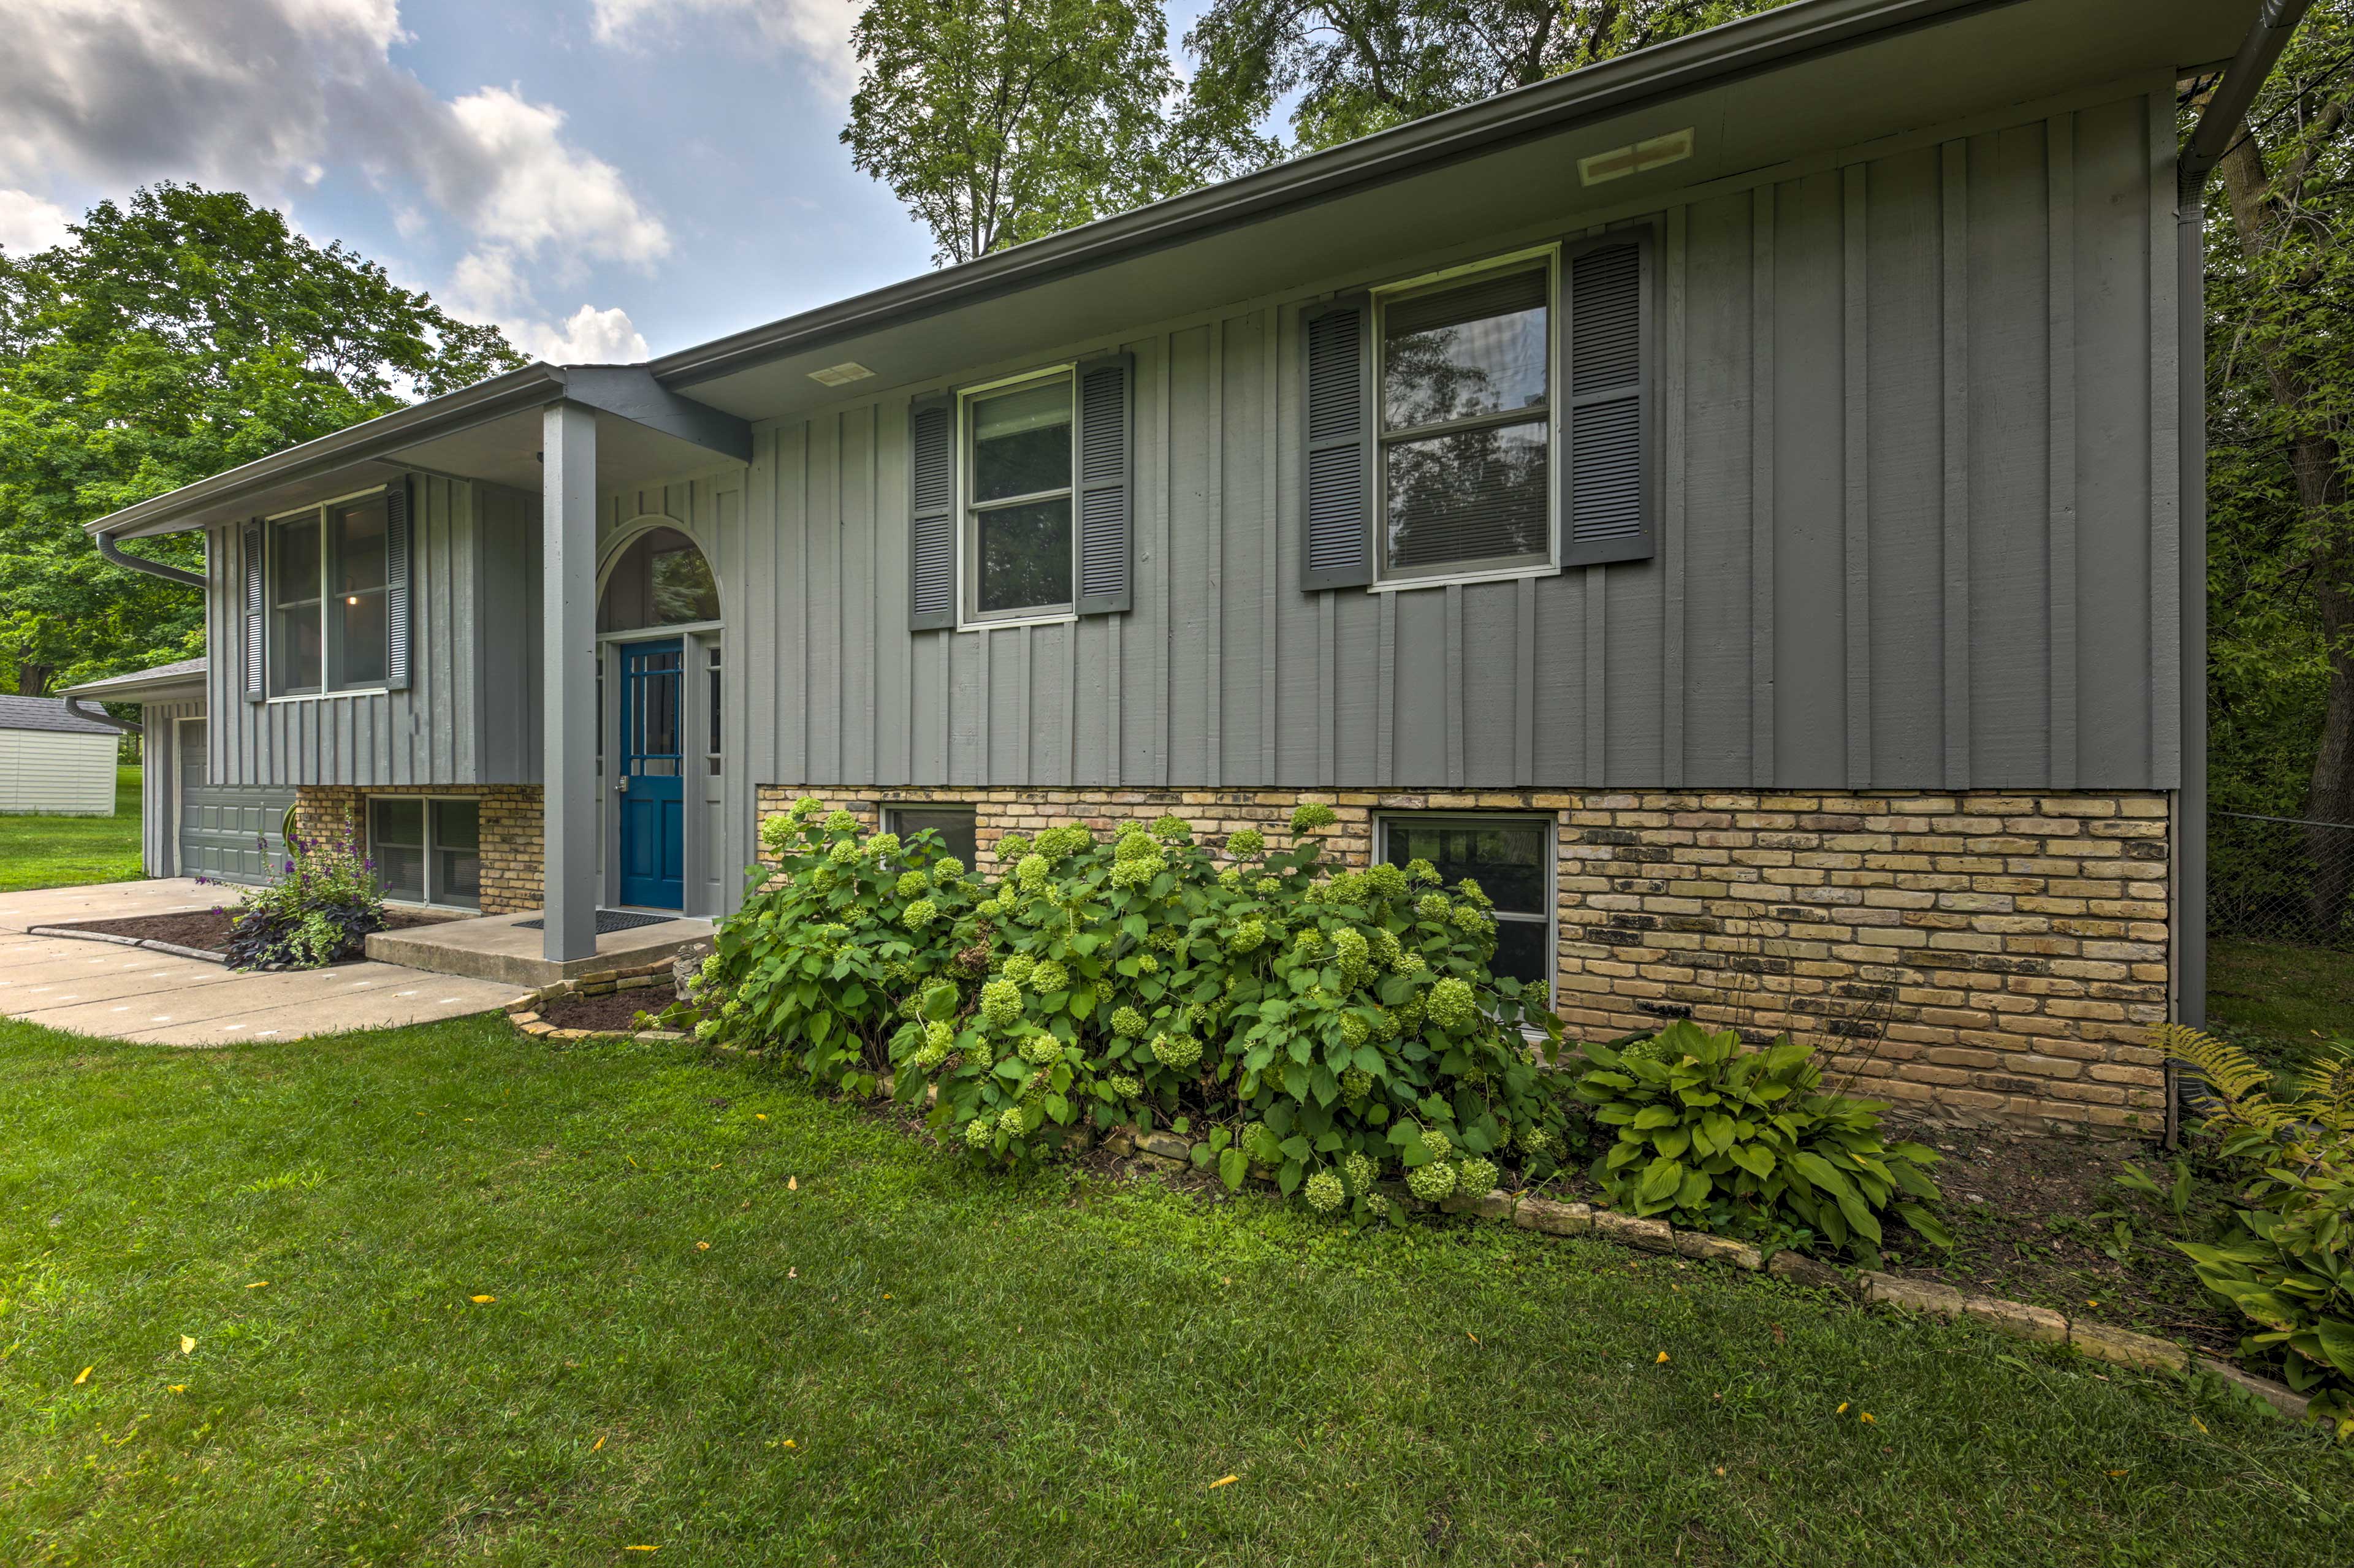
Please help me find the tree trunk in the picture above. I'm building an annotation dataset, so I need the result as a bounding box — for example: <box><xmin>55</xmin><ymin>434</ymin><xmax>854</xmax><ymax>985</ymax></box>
<box><xmin>15</xmin><ymin>660</ymin><xmax>51</xmax><ymax>698</ymax></box>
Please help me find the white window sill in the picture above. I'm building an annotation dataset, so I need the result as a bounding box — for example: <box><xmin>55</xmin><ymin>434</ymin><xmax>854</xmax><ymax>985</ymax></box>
<box><xmin>958</xmin><ymin>612</ymin><xmax>1078</xmax><ymax>633</ymax></box>
<box><xmin>265</xmin><ymin>687</ymin><xmax>390</xmax><ymax>705</ymax></box>
<box><xmin>1370</xmin><ymin>563</ymin><xmax>1560</xmax><ymax>593</ymax></box>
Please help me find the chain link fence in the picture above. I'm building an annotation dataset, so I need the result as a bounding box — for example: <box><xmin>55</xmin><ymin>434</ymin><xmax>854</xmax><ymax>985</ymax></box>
<box><xmin>2209</xmin><ymin>810</ymin><xmax>2354</xmax><ymax>949</ymax></box>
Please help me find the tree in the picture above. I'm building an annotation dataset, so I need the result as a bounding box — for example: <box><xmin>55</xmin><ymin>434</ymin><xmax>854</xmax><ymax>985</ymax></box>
<box><xmin>2201</xmin><ymin>4</ymin><xmax>2354</xmax><ymax>918</ymax></box>
<box><xmin>1181</xmin><ymin>0</ymin><xmax>1783</xmax><ymax>154</ymax></box>
<box><xmin>0</xmin><ymin>185</ymin><xmax>521</xmax><ymax>696</ymax></box>
<box><xmin>845</xmin><ymin>0</ymin><xmax>1270</xmax><ymax>265</ymax></box>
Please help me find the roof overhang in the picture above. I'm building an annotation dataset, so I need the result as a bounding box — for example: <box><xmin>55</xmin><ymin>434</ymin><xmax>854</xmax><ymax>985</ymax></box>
<box><xmin>651</xmin><ymin>0</ymin><xmax>2256</xmax><ymax>421</ymax></box>
<box><xmin>58</xmin><ymin>659</ymin><xmax>208</xmax><ymax>703</ymax></box>
<box><xmin>88</xmin><ymin>365</ymin><xmax>753</xmax><ymax>541</ymax></box>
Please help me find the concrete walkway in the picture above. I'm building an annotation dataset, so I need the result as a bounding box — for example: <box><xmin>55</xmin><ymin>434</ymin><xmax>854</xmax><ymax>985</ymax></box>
<box><xmin>0</xmin><ymin>879</ymin><xmax>528</xmax><ymax>1046</ymax></box>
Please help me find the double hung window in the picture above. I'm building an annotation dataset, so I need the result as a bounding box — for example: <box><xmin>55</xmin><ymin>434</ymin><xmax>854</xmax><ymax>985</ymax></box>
<box><xmin>1379</xmin><ymin>815</ymin><xmax>1554</xmax><ymax>1000</ymax></box>
<box><xmin>267</xmin><ymin>491</ymin><xmax>392</xmax><ymax>695</ymax></box>
<box><xmin>1376</xmin><ymin>253</ymin><xmax>1556</xmax><ymax>582</ymax></box>
<box><xmin>963</xmin><ymin>373</ymin><xmax>1075</xmax><ymax>622</ymax></box>
<box><xmin>370</xmin><ymin>797</ymin><xmax>482</xmax><ymax>909</ymax></box>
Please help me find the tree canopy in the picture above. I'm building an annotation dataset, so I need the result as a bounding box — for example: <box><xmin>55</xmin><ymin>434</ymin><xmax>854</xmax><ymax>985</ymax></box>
<box><xmin>0</xmin><ymin>184</ymin><xmax>520</xmax><ymax>696</ymax></box>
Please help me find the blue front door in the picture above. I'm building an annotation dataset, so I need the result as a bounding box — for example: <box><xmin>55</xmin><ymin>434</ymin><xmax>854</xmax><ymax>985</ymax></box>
<box><xmin>617</xmin><ymin>638</ymin><xmax>685</xmax><ymax>909</ymax></box>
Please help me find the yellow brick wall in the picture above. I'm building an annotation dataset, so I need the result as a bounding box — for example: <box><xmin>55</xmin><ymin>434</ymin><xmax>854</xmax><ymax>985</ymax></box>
<box><xmin>293</xmin><ymin>785</ymin><xmax>545</xmax><ymax>916</ymax></box>
<box><xmin>753</xmin><ymin>784</ymin><xmax>2173</xmax><ymax>1136</ymax></box>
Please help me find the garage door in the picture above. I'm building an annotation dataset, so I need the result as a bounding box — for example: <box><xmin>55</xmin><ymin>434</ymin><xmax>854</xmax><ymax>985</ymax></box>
<box><xmin>175</xmin><ymin>720</ymin><xmax>296</xmax><ymax>884</ymax></box>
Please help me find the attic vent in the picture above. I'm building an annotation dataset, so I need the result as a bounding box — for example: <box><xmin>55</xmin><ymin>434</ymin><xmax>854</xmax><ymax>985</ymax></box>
<box><xmin>1577</xmin><ymin>128</ymin><xmax>1694</xmax><ymax>186</ymax></box>
<box><xmin>807</xmin><ymin>360</ymin><xmax>875</xmax><ymax>387</ymax></box>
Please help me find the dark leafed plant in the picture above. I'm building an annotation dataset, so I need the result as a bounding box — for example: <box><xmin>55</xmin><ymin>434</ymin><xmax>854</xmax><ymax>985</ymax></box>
<box><xmin>698</xmin><ymin>797</ymin><xmax>1579</xmax><ymax>1216</ymax></box>
<box><xmin>223</xmin><ymin>829</ymin><xmax>387</xmax><ymax>970</ymax></box>
<box><xmin>1572</xmin><ymin>1021</ymin><xmax>1948</xmax><ymax>1257</ymax></box>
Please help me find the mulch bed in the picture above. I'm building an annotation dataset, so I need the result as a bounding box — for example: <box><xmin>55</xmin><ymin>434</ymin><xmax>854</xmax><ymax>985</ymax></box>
<box><xmin>55</xmin><ymin>905</ymin><xmax>452</xmax><ymax>959</ymax></box>
<box><xmin>536</xmin><ymin>988</ymin><xmax>673</xmax><ymax>1034</ymax></box>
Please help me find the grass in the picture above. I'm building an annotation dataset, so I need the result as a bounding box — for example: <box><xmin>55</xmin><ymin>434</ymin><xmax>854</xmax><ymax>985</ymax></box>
<box><xmin>2206</xmin><ymin>935</ymin><xmax>2354</xmax><ymax>1084</ymax></box>
<box><xmin>1</xmin><ymin>1017</ymin><xmax>2348</xmax><ymax>1567</ymax></box>
<box><xmin>0</xmin><ymin>763</ymin><xmax>142</xmax><ymax>892</ymax></box>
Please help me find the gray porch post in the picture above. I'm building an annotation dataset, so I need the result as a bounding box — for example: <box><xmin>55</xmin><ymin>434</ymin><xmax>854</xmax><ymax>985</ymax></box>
<box><xmin>543</xmin><ymin>400</ymin><xmax>599</xmax><ymax>961</ymax></box>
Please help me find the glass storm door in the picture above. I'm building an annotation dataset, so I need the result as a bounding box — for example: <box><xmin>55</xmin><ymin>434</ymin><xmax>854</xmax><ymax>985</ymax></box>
<box><xmin>617</xmin><ymin>637</ymin><xmax>686</xmax><ymax>908</ymax></box>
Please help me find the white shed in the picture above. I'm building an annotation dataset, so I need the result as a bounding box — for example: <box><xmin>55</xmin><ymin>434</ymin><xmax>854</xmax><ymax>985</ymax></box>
<box><xmin>0</xmin><ymin>694</ymin><xmax>122</xmax><ymax>815</ymax></box>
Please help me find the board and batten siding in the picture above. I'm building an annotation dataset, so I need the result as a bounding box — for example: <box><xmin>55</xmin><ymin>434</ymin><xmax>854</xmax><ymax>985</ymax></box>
<box><xmin>201</xmin><ymin>475</ymin><xmax>543</xmax><ymax>788</ymax></box>
<box><xmin>139</xmin><ymin>696</ymin><xmax>201</xmax><ymax>875</ymax></box>
<box><xmin>701</xmin><ymin>87</ymin><xmax>2177</xmax><ymax>812</ymax></box>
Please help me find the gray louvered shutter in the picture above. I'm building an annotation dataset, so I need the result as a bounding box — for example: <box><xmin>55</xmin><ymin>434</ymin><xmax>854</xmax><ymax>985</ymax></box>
<box><xmin>1301</xmin><ymin>294</ymin><xmax>1373</xmax><ymax>590</ymax></box>
<box><xmin>242</xmin><ymin>522</ymin><xmax>266</xmax><ymax>702</ymax></box>
<box><xmin>1074</xmin><ymin>351</ymin><xmax>1133</xmax><ymax>615</ymax></box>
<box><xmin>908</xmin><ymin>392</ymin><xmax>956</xmax><ymax>631</ymax></box>
<box><xmin>384</xmin><ymin>479</ymin><xmax>413</xmax><ymax>690</ymax></box>
<box><xmin>1561</xmin><ymin>235</ymin><xmax>1655</xmax><ymax>566</ymax></box>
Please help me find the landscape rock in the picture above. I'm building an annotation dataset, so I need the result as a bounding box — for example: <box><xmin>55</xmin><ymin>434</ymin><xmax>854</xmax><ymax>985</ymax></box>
<box><xmin>1442</xmin><ymin>1187</ymin><xmax>1517</xmax><ymax>1220</ymax></box>
<box><xmin>672</xmin><ymin>940</ymin><xmax>715</xmax><ymax>1003</ymax></box>
<box><xmin>1512</xmin><ymin>1197</ymin><xmax>1591</xmax><ymax>1236</ymax></box>
<box><xmin>1674</xmin><ymin>1231</ymin><xmax>1763</xmax><ymax>1270</ymax></box>
<box><xmin>1962</xmin><ymin>1294</ymin><xmax>2067</xmax><ymax>1344</ymax></box>
<box><xmin>1766</xmin><ymin>1250</ymin><xmax>1851</xmax><ymax>1293</ymax></box>
<box><xmin>1133</xmin><ymin>1130</ymin><xmax>1189</xmax><ymax>1165</ymax></box>
<box><xmin>2195</xmin><ymin>1355</ymin><xmax>2309</xmax><ymax>1419</ymax></box>
<box><xmin>2070</xmin><ymin>1321</ymin><xmax>2188</xmax><ymax>1374</ymax></box>
<box><xmin>1861</xmin><ymin>1271</ymin><xmax>1964</xmax><ymax>1317</ymax></box>
<box><xmin>1590</xmin><ymin>1209</ymin><xmax>1675</xmax><ymax>1252</ymax></box>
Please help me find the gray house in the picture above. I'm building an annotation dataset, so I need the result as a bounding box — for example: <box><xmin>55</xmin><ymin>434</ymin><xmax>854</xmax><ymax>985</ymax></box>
<box><xmin>79</xmin><ymin>0</ymin><xmax>2289</xmax><ymax>1135</ymax></box>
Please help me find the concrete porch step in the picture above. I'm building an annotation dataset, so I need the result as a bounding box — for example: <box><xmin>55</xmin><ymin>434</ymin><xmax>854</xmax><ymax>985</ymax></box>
<box><xmin>365</xmin><ymin>909</ymin><xmax>713</xmax><ymax>988</ymax></box>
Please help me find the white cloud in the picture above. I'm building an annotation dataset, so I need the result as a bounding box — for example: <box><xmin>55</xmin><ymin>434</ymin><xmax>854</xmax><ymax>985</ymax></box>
<box><xmin>0</xmin><ymin>188</ymin><xmax>74</xmax><ymax>253</ymax></box>
<box><xmin>505</xmin><ymin>303</ymin><xmax>652</xmax><ymax>363</ymax></box>
<box><xmin>0</xmin><ymin>1</ymin><xmax>670</xmax><ymax>363</ymax></box>
<box><xmin>590</xmin><ymin>0</ymin><xmax>858</xmax><ymax>94</ymax></box>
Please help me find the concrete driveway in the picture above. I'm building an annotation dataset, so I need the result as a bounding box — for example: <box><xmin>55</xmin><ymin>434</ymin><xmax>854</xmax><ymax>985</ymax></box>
<box><xmin>0</xmin><ymin>879</ymin><xmax>528</xmax><ymax>1046</ymax></box>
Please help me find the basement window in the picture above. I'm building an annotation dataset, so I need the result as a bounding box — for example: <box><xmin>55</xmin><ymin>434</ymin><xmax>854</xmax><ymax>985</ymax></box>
<box><xmin>1377</xmin><ymin>813</ymin><xmax>1554</xmax><ymax>1000</ymax></box>
<box><xmin>370</xmin><ymin>797</ymin><xmax>482</xmax><ymax>910</ymax></box>
<box><xmin>885</xmin><ymin>804</ymin><xmax>978</xmax><ymax>869</ymax></box>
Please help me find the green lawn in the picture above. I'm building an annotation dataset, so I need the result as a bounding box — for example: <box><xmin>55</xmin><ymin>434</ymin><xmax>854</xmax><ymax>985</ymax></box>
<box><xmin>1</xmin><ymin>1017</ymin><xmax>2347</xmax><ymax>1567</ymax></box>
<box><xmin>0</xmin><ymin>763</ymin><xmax>142</xmax><ymax>891</ymax></box>
<box><xmin>2206</xmin><ymin>935</ymin><xmax>2354</xmax><ymax>1084</ymax></box>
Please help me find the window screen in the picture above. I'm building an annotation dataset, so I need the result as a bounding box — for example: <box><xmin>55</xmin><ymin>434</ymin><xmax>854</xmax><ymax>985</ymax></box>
<box><xmin>432</xmin><ymin>800</ymin><xmax>481</xmax><ymax>910</ymax></box>
<box><xmin>370</xmin><ymin>798</ymin><xmax>426</xmax><ymax>903</ymax></box>
<box><xmin>966</xmin><ymin>377</ymin><xmax>1074</xmax><ymax>618</ymax></box>
<box><xmin>886</xmin><ymin>805</ymin><xmax>978</xmax><ymax>869</ymax></box>
<box><xmin>1382</xmin><ymin>816</ymin><xmax>1552</xmax><ymax>994</ymax></box>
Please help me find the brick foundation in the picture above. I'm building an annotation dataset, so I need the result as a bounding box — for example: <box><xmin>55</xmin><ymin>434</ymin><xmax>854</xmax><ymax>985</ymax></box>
<box><xmin>292</xmin><ymin>785</ymin><xmax>546</xmax><ymax>915</ymax></box>
<box><xmin>755</xmin><ymin>784</ymin><xmax>2173</xmax><ymax>1136</ymax></box>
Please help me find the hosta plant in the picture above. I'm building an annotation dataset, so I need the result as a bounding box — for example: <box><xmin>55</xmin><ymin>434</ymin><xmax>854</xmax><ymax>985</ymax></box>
<box><xmin>1573</xmin><ymin>1021</ymin><xmax>1949</xmax><ymax>1257</ymax></box>
<box><xmin>697</xmin><ymin>797</ymin><xmax>1579</xmax><ymax>1216</ymax></box>
<box><xmin>2158</xmin><ymin>1024</ymin><xmax>2354</xmax><ymax>1434</ymax></box>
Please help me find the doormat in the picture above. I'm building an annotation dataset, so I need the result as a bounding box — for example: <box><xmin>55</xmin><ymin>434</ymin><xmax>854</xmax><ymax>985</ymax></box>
<box><xmin>515</xmin><ymin>910</ymin><xmax>679</xmax><ymax>935</ymax></box>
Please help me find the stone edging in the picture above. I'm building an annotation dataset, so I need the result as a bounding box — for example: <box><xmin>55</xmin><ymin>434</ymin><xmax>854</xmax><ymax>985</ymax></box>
<box><xmin>28</xmin><ymin>924</ymin><xmax>228</xmax><ymax>964</ymax></box>
<box><xmin>503</xmin><ymin>958</ymin><xmax>688</xmax><ymax>1042</ymax></box>
<box><xmin>1108</xmin><ymin>1130</ymin><xmax>2312</xmax><ymax>1423</ymax></box>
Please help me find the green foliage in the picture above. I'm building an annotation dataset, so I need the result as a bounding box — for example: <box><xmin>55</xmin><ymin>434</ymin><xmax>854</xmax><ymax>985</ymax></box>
<box><xmin>1573</xmin><ymin>1021</ymin><xmax>1948</xmax><ymax>1258</ymax></box>
<box><xmin>701</xmin><ymin>797</ymin><xmax>1577</xmax><ymax>1214</ymax></box>
<box><xmin>1181</xmin><ymin>1</ymin><xmax>1786</xmax><ymax>154</ymax></box>
<box><xmin>221</xmin><ymin>828</ymin><xmax>388</xmax><ymax>971</ymax></box>
<box><xmin>2158</xmin><ymin>1023</ymin><xmax>2354</xmax><ymax>1433</ymax></box>
<box><xmin>843</xmin><ymin>0</ymin><xmax>1267</xmax><ymax>264</ymax></box>
<box><xmin>0</xmin><ymin>185</ymin><xmax>521</xmax><ymax>695</ymax></box>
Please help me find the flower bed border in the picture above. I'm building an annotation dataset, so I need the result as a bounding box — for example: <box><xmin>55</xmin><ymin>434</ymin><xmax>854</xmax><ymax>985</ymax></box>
<box><xmin>1108</xmin><ymin>1132</ymin><xmax>2314</xmax><ymax>1423</ymax></box>
<box><xmin>504</xmin><ymin>957</ymin><xmax>687</xmax><ymax>1041</ymax></box>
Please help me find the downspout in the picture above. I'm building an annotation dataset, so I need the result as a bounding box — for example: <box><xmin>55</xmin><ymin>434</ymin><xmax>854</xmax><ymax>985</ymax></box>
<box><xmin>2168</xmin><ymin>0</ymin><xmax>2314</xmax><ymax>1143</ymax></box>
<box><xmin>63</xmin><ymin>697</ymin><xmax>140</xmax><ymax>736</ymax></box>
<box><xmin>97</xmin><ymin>530</ymin><xmax>207</xmax><ymax>590</ymax></box>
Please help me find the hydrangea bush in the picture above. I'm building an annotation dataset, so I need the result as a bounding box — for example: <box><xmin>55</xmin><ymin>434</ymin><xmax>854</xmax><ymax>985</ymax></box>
<box><xmin>698</xmin><ymin>798</ymin><xmax>1579</xmax><ymax>1215</ymax></box>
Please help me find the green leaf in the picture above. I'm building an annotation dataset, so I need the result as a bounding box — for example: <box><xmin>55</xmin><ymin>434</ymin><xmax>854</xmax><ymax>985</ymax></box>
<box><xmin>1219</xmin><ymin>1145</ymin><xmax>1250</xmax><ymax>1191</ymax></box>
<box><xmin>1729</xmin><ymin>1144</ymin><xmax>1775</xmax><ymax>1179</ymax></box>
<box><xmin>1630</xmin><ymin>1105</ymin><xmax>1678</xmax><ymax>1132</ymax></box>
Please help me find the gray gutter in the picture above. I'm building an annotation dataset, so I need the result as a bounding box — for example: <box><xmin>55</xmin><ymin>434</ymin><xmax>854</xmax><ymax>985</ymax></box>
<box><xmin>63</xmin><ymin>698</ymin><xmax>139</xmax><ymax>736</ymax></box>
<box><xmin>650</xmin><ymin>0</ymin><xmax>2023</xmax><ymax>387</ymax></box>
<box><xmin>97</xmin><ymin>532</ymin><xmax>206</xmax><ymax>588</ymax></box>
<box><xmin>2168</xmin><ymin>0</ymin><xmax>2312</xmax><ymax>1125</ymax></box>
<box><xmin>80</xmin><ymin>363</ymin><xmax>565</xmax><ymax>539</ymax></box>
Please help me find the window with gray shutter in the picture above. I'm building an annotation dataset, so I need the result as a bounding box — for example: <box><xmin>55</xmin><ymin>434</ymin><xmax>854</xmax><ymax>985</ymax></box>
<box><xmin>1561</xmin><ymin>234</ymin><xmax>1654</xmax><ymax>566</ymax></box>
<box><xmin>1301</xmin><ymin>295</ymin><xmax>1373</xmax><ymax>590</ymax></box>
<box><xmin>242</xmin><ymin>522</ymin><xmax>265</xmax><ymax>702</ymax></box>
<box><xmin>1074</xmin><ymin>352</ymin><xmax>1132</xmax><ymax>614</ymax></box>
<box><xmin>908</xmin><ymin>393</ymin><xmax>955</xmax><ymax>631</ymax></box>
<box><xmin>384</xmin><ymin>479</ymin><xmax>413</xmax><ymax>689</ymax></box>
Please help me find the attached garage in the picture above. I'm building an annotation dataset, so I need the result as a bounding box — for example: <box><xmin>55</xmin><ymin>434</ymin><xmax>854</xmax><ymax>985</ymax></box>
<box><xmin>0</xmin><ymin>695</ymin><xmax>120</xmax><ymax>815</ymax></box>
<box><xmin>56</xmin><ymin>659</ymin><xmax>293</xmax><ymax>885</ymax></box>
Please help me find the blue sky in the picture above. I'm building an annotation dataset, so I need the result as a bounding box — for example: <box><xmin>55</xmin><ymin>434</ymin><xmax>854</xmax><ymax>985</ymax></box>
<box><xmin>0</xmin><ymin>0</ymin><xmax>1225</xmax><ymax>363</ymax></box>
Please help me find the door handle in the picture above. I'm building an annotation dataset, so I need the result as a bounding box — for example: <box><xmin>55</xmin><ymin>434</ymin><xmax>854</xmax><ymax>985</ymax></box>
<box><xmin>616</xmin><ymin>775</ymin><xmax>630</xmax><ymax>794</ymax></box>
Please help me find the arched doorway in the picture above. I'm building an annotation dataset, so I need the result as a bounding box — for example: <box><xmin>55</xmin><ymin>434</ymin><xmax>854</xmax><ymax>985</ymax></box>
<box><xmin>598</xmin><ymin>526</ymin><xmax>720</xmax><ymax>911</ymax></box>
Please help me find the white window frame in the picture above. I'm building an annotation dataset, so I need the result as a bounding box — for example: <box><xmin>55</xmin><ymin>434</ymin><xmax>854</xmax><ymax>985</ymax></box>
<box><xmin>1369</xmin><ymin>243</ymin><xmax>1561</xmax><ymax>590</ymax></box>
<box><xmin>366</xmin><ymin>793</ymin><xmax>484</xmax><ymax>910</ymax></box>
<box><xmin>1375</xmin><ymin>811</ymin><xmax>1556</xmax><ymax>1007</ymax></box>
<box><xmin>263</xmin><ymin>485</ymin><xmax>392</xmax><ymax>701</ymax></box>
<box><xmin>956</xmin><ymin>364</ymin><xmax>1080</xmax><ymax>630</ymax></box>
